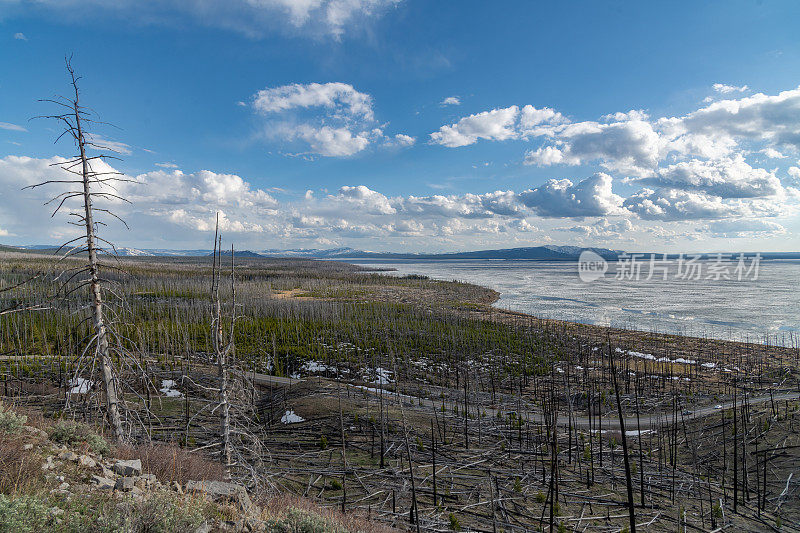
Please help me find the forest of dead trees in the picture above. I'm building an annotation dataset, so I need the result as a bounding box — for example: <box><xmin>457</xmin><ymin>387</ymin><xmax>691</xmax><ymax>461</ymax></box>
<box><xmin>0</xmin><ymin>62</ymin><xmax>798</xmax><ymax>532</ymax></box>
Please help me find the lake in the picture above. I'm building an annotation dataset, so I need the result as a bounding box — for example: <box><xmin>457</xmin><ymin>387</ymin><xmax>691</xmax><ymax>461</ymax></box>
<box><xmin>350</xmin><ymin>257</ymin><xmax>800</xmax><ymax>346</ymax></box>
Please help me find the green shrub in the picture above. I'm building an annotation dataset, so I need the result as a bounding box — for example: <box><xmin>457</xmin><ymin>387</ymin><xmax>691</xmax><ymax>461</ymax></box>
<box><xmin>47</xmin><ymin>421</ymin><xmax>109</xmax><ymax>456</ymax></box>
<box><xmin>448</xmin><ymin>512</ymin><xmax>461</xmax><ymax>531</ymax></box>
<box><xmin>0</xmin><ymin>404</ymin><xmax>27</xmax><ymax>434</ymax></box>
<box><xmin>267</xmin><ymin>507</ymin><xmax>347</xmax><ymax>533</ymax></box>
<box><xmin>0</xmin><ymin>492</ymin><xmax>207</xmax><ymax>533</ymax></box>
<box><xmin>85</xmin><ymin>433</ymin><xmax>110</xmax><ymax>456</ymax></box>
<box><xmin>0</xmin><ymin>494</ymin><xmax>53</xmax><ymax>532</ymax></box>
<box><xmin>535</xmin><ymin>491</ymin><xmax>546</xmax><ymax>503</ymax></box>
<box><xmin>48</xmin><ymin>420</ymin><xmax>79</xmax><ymax>445</ymax></box>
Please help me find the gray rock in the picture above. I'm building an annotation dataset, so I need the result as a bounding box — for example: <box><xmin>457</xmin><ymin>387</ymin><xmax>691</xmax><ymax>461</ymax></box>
<box><xmin>92</xmin><ymin>475</ymin><xmax>116</xmax><ymax>490</ymax></box>
<box><xmin>58</xmin><ymin>450</ymin><xmax>78</xmax><ymax>462</ymax></box>
<box><xmin>185</xmin><ymin>480</ymin><xmax>252</xmax><ymax>511</ymax></box>
<box><xmin>24</xmin><ymin>426</ymin><xmax>48</xmax><ymax>438</ymax></box>
<box><xmin>194</xmin><ymin>522</ymin><xmax>211</xmax><ymax>533</ymax></box>
<box><xmin>100</xmin><ymin>464</ymin><xmax>116</xmax><ymax>478</ymax></box>
<box><xmin>23</xmin><ymin>443</ymin><xmax>34</xmax><ymax>450</ymax></box>
<box><xmin>115</xmin><ymin>476</ymin><xmax>136</xmax><ymax>492</ymax></box>
<box><xmin>112</xmin><ymin>459</ymin><xmax>142</xmax><ymax>476</ymax></box>
<box><xmin>41</xmin><ymin>456</ymin><xmax>55</xmax><ymax>471</ymax></box>
<box><xmin>78</xmin><ymin>455</ymin><xmax>96</xmax><ymax>469</ymax></box>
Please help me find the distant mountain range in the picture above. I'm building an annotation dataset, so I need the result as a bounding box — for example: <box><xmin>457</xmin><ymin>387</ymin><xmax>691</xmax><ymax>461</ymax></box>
<box><xmin>5</xmin><ymin>243</ymin><xmax>800</xmax><ymax>261</ymax></box>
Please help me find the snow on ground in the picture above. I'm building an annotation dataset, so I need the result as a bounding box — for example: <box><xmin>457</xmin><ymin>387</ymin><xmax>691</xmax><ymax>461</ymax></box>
<box><xmin>159</xmin><ymin>379</ymin><xmax>182</xmax><ymax>398</ymax></box>
<box><xmin>362</xmin><ymin>367</ymin><xmax>394</xmax><ymax>384</ymax></box>
<box><xmin>616</xmin><ymin>347</ymin><xmax>718</xmax><ymax>368</ymax></box>
<box><xmin>301</xmin><ymin>361</ymin><xmax>333</xmax><ymax>373</ymax></box>
<box><xmin>281</xmin><ymin>410</ymin><xmax>305</xmax><ymax>424</ymax></box>
<box><xmin>68</xmin><ymin>377</ymin><xmax>92</xmax><ymax>394</ymax></box>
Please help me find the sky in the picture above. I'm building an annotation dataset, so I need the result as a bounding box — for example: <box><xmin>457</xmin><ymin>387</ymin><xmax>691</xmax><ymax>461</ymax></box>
<box><xmin>1</xmin><ymin>0</ymin><xmax>800</xmax><ymax>253</ymax></box>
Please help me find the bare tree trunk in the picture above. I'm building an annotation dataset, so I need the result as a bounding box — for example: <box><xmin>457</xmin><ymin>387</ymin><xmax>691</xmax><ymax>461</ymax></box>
<box><xmin>71</xmin><ymin>67</ymin><xmax>124</xmax><ymax>443</ymax></box>
<box><xmin>609</xmin><ymin>337</ymin><xmax>636</xmax><ymax>533</ymax></box>
<box><xmin>212</xmin><ymin>221</ymin><xmax>233</xmax><ymax>473</ymax></box>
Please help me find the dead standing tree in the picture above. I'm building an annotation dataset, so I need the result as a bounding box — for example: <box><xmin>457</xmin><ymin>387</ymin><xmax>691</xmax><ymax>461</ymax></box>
<box><xmin>211</xmin><ymin>215</ymin><xmax>234</xmax><ymax>473</ymax></box>
<box><xmin>27</xmin><ymin>59</ymin><xmax>138</xmax><ymax>443</ymax></box>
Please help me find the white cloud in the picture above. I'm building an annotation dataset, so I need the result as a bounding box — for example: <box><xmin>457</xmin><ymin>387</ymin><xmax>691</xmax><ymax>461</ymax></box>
<box><xmin>518</xmin><ymin>173</ymin><xmax>623</xmax><ymax>218</ymax></box>
<box><xmin>334</xmin><ymin>185</ymin><xmax>396</xmax><ymax>214</ymax></box>
<box><xmin>386</xmin><ymin>133</ymin><xmax>416</xmax><ymax>147</ymax></box>
<box><xmin>252</xmin><ymin>82</ymin><xmax>409</xmax><ymax>157</ymax></box>
<box><xmin>623</xmin><ymin>188</ymin><xmax>748</xmax><ymax>221</ymax></box>
<box><xmin>518</xmin><ymin>105</ymin><xmax>568</xmax><ymax>136</ymax></box>
<box><xmin>441</xmin><ymin>96</ymin><xmax>460</xmax><ymax>106</ymax></box>
<box><xmin>13</xmin><ymin>32</ymin><xmax>27</xmax><ymax>40</ymax></box>
<box><xmin>430</xmin><ymin>106</ymin><xmax>520</xmax><ymax>147</ymax></box>
<box><xmin>1</xmin><ymin>154</ymin><xmax>796</xmax><ymax>250</ymax></box>
<box><xmin>661</xmin><ymin>87</ymin><xmax>800</xmax><ymax>152</ymax></box>
<box><xmin>2</xmin><ymin>0</ymin><xmax>401</xmax><ymax>39</ymax></box>
<box><xmin>525</xmin><ymin>119</ymin><xmax>661</xmax><ymax>176</ymax></box>
<box><xmin>564</xmin><ymin>218</ymin><xmax>634</xmax><ymax>239</ymax></box>
<box><xmin>761</xmin><ymin>147</ymin><xmax>786</xmax><ymax>159</ymax></box>
<box><xmin>713</xmin><ymin>83</ymin><xmax>749</xmax><ymax>94</ymax></box>
<box><xmin>155</xmin><ymin>162</ymin><xmax>179</xmax><ymax>168</ymax></box>
<box><xmin>292</xmin><ymin>125</ymin><xmax>374</xmax><ymax>157</ymax></box>
<box><xmin>430</xmin><ymin>104</ymin><xmax>566</xmax><ymax>147</ymax></box>
<box><xmin>524</xmin><ymin>146</ymin><xmax>567</xmax><ymax>166</ymax></box>
<box><xmin>634</xmin><ymin>155</ymin><xmax>783</xmax><ymax>198</ymax></box>
<box><xmin>601</xmin><ymin>109</ymin><xmax>649</xmax><ymax>122</ymax></box>
<box><xmin>0</xmin><ymin>122</ymin><xmax>27</xmax><ymax>132</ymax></box>
<box><xmin>253</xmin><ymin>82</ymin><xmax>373</xmax><ymax>119</ymax></box>
<box><xmin>706</xmin><ymin>219</ymin><xmax>785</xmax><ymax>237</ymax></box>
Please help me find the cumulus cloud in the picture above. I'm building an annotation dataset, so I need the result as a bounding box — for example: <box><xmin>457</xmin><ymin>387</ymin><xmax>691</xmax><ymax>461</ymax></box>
<box><xmin>660</xmin><ymin>87</ymin><xmax>800</xmax><ymax>153</ymax></box>
<box><xmin>706</xmin><ymin>219</ymin><xmax>786</xmax><ymax>237</ymax></box>
<box><xmin>401</xmin><ymin>190</ymin><xmax>523</xmax><ymax>219</ymax></box>
<box><xmin>623</xmin><ymin>188</ymin><xmax>743</xmax><ymax>221</ymax></box>
<box><xmin>1</xmin><ymin>153</ymin><xmax>795</xmax><ymax>250</ymax></box>
<box><xmin>429</xmin><ymin>104</ymin><xmax>566</xmax><ymax>147</ymax></box>
<box><xmin>430</xmin><ymin>106</ymin><xmax>520</xmax><ymax>147</ymax></box>
<box><xmin>253</xmin><ymin>82</ymin><xmax>373</xmax><ymax>119</ymax></box>
<box><xmin>292</xmin><ymin>125</ymin><xmax>375</xmax><ymax>157</ymax></box>
<box><xmin>633</xmin><ymin>155</ymin><xmax>783</xmax><ymax>198</ymax></box>
<box><xmin>251</xmin><ymin>82</ymin><xmax>409</xmax><ymax>157</ymax></box>
<box><xmin>441</xmin><ymin>96</ymin><xmax>460</xmax><ymax>106</ymax></box>
<box><xmin>334</xmin><ymin>185</ymin><xmax>396</xmax><ymax>214</ymax></box>
<box><xmin>564</xmin><ymin>218</ymin><xmax>634</xmax><ymax>239</ymax></box>
<box><xmin>525</xmin><ymin>119</ymin><xmax>661</xmax><ymax>176</ymax></box>
<box><xmin>13</xmin><ymin>32</ymin><xmax>27</xmax><ymax>40</ymax></box>
<box><xmin>519</xmin><ymin>173</ymin><xmax>623</xmax><ymax>218</ymax></box>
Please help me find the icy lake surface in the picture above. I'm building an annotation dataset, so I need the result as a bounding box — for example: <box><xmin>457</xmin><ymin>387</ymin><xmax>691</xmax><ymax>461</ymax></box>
<box><xmin>350</xmin><ymin>258</ymin><xmax>800</xmax><ymax>346</ymax></box>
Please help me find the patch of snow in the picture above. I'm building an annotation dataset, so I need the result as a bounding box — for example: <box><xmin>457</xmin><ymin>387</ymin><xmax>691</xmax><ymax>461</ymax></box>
<box><xmin>363</xmin><ymin>367</ymin><xmax>394</xmax><ymax>385</ymax></box>
<box><xmin>281</xmin><ymin>410</ymin><xmax>305</xmax><ymax>424</ymax></box>
<box><xmin>69</xmin><ymin>377</ymin><xmax>92</xmax><ymax>394</ymax></box>
<box><xmin>159</xmin><ymin>379</ymin><xmax>182</xmax><ymax>398</ymax></box>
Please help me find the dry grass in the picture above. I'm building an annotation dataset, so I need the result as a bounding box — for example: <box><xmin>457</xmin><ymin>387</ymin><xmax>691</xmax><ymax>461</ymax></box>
<box><xmin>259</xmin><ymin>492</ymin><xmax>398</xmax><ymax>533</ymax></box>
<box><xmin>0</xmin><ymin>435</ymin><xmax>41</xmax><ymax>494</ymax></box>
<box><xmin>112</xmin><ymin>443</ymin><xmax>227</xmax><ymax>485</ymax></box>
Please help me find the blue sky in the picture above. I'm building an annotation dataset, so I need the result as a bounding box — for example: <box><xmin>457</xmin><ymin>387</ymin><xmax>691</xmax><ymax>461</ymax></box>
<box><xmin>1</xmin><ymin>1</ymin><xmax>800</xmax><ymax>252</ymax></box>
